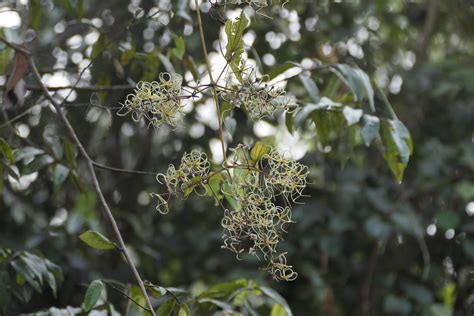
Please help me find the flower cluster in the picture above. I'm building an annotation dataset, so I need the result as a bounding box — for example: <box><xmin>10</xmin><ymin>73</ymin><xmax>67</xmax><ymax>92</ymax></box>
<box><xmin>261</xmin><ymin>149</ymin><xmax>309</xmax><ymax>202</ymax></box>
<box><xmin>229</xmin><ymin>80</ymin><xmax>296</xmax><ymax>120</ymax></box>
<box><xmin>226</xmin><ymin>0</ymin><xmax>269</xmax><ymax>9</ymax></box>
<box><xmin>117</xmin><ymin>73</ymin><xmax>184</xmax><ymax>128</ymax></box>
<box><xmin>152</xmin><ymin>150</ymin><xmax>210</xmax><ymax>214</ymax></box>
<box><xmin>219</xmin><ymin>145</ymin><xmax>308</xmax><ymax>281</ymax></box>
<box><xmin>151</xmin><ymin>144</ymin><xmax>308</xmax><ymax>281</ymax></box>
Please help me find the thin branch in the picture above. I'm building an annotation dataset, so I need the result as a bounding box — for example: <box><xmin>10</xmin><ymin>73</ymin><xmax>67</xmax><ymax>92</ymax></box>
<box><xmin>194</xmin><ymin>0</ymin><xmax>227</xmax><ymax>163</ymax></box>
<box><xmin>102</xmin><ymin>280</ymin><xmax>151</xmax><ymax>313</ymax></box>
<box><xmin>416</xmin><ymin>0</ymin><xmax>440</xmax><ymax>65</ymax></box>
<box><xmin>361</xmin><ymin>239</ymin><xmax>385</xmax><ymax>316</ymax></box>
<box><xmin>14</xmin><ymin>84</ymin><xmax>135</xmax><ymax>92</ymax></box>
<box><xmin>0</xmin><ymin>37</ymin><xmax>30</xmax><ymax>55</ymax></box>
<box><xmin>27</xmin><ymin>53</ymin><xmax>157</xmax><ymax>316</ymax></box>
<box><xmin>0</xmin><ymin>107</ymin><xmax>36</xmax><ymax>129</ymax></box>
<box><xmin>92</xmin><ymin>161</ymin><xmax>157</xmax><ymax>176</ymax></box>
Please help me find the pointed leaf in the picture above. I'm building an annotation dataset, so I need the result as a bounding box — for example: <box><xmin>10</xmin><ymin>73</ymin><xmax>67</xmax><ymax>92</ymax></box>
<box><xmin>83</xmin><ymin>280</ymin><xmax>104</xmax><ymax>312</ymax></box>
<box><xmin>250</xmin><ymin>142</ymin><xmax>270</xmax><ymax>161</ymax></box>
<box><xmin>259</xmin><ymin>286</ymin><xmax>293</xmax><ymax>316</ymax></box>
<box><xmin>360</xmin><ymin>115</ymin><xmax>380</xmax><ymax>146</ymax></box>
<box><xmin>156</xmin><ymin>299</ymin><xmax>176</xmax><ymax>316</ymax></box>
<box><xmin>299</xmin><ymin>74</ymin><xmax>319</xmax><ymax>103</ymax></box>
<box><xmin>0</xmin><ymin>138</ymin><xmax>14</xmax><ymax>164</ymax></box>
<box><xmin>342</xmin><ymin>106</ymin><xmax>363</xmax><ymax>126</ymax></box>
<box><xmin>79</xmin><ymin>230</ymin><xmax>115</xmax><ymax>250</ymax></box>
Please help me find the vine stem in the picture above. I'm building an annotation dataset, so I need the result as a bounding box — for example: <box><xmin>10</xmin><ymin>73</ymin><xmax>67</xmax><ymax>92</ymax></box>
<box><xmin>194</xmin><ymin>0</ymin><xmax>227</xmax><ymax>162</ymax></box>
<box><xmin>27</xmin><ymin>56</ymin><xmax>157</xmax><ymax>316</ymax></box>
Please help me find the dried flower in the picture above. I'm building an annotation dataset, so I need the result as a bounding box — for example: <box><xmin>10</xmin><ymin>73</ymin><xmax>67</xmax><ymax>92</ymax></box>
<box><xmin>228</xmin><ymin>79</ymin><xmax>296</xmax><ymax>120</ymax></box>
<box><xmin>156</xmin><ymin>150</ymin><xmax>210</xmax><ymax>195</ymax></box>
<box><xmin>152</xmin><ymin>144</ymin><xmax>308</xmax><ymax>281</ymax></box>
<box><xmin>117</xmin><ymin>73</ymin><xmax>184</xmax><ymax>128</ymax></box>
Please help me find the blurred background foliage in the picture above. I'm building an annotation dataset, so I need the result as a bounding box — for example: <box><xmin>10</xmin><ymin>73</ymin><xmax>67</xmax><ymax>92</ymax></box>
<box><xmin>0</xmin><ymin>0</ymin><xmax>473</xmax><ymax>315</ymax></box>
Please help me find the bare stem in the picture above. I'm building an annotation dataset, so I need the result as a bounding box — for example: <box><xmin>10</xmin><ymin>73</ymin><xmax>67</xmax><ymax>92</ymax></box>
<box><xmin>28</xmin><ymin>56</ymin><xmax>157</xmax><ymax>316</ymax></box>
<box><xmin>92</xmin><ymin>161</ymin><xmax>157</xmax><ymax>176</ymax></box>
<box><xmin>194</xmin><ymin>0</ymin><xmax>227</xmax><ymax>162</ymax></box>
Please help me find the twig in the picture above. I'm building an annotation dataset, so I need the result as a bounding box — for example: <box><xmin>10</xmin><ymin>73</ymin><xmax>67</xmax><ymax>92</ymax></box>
<box><xmin>0</xmin><ymin>37</ymin><xmax>30</xmax><ymax>55</ymax></box>
<box><xmin>0</xmin><ymin>107</ymin><xmax>36</xmax><ymax>129</ymax></box>
<box><xmin>92</xmin><ymin>161</ymin><xmax>157</xmax><ymax>176</ymax></box>
<box><xmin>5</xmin><ymin>84</ymin><xmax>135</xmax><ymax>92</ymax></box>
<box><xmin>102</xmin><ymin>280</ymin><xmax>151</xmax><ymax>312</ymax></box>
<box><xmin>361</xmin><ymin>240</ymin><xmax>385</xmax><ymax>316</ymax></box>
<box><xmin>416</xmin><ymin>0</ymin><xmax>440</xmax><ymax>65</ymax></box>
<box><xmin>194</xmin><ymin>0</ymin><xmax>227</xmax><ymax>162</ymax></box>
<box><xmin>27</xmin><ymin>53</ymin><xmax>157</xmax><ymax>316</ymax></box>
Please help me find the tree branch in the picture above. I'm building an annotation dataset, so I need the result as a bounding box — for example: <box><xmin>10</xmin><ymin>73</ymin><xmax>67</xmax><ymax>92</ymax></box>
<box><xmin>416</xmin><ymin>0</ymin><xmax>440</xmax><ymax>65</ymax></box>
<box><xmin>2</xmin><ymin>83</ymin><xmax>135</xmax><ymax>92</ymax></box>
<box><xmin>27</xmin><ymin>54</ymin><xmax>157</xmax><ymax>316</ymax></box>
<box><xmin>92</xmin><ymin>161</ymin><xmax>157</xmax><ymax>176</ymax></box>
<box><xmin>194</xmin><ymin>0</ymin><xmax>227</xmax><ymax>163</ymax></box>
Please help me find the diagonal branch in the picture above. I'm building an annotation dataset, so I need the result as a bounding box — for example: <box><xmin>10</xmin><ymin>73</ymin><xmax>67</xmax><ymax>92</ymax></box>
<box><xmin>27</xmin><ymin>54</ymin><xmax>157</xmax><ymax>316</ymax></box>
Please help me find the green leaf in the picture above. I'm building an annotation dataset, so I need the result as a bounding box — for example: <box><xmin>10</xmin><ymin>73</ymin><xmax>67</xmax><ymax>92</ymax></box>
<box><xmin>158</xmin><ymin>53</ymin><xmax>175</xmax><ymax>74</ymax></box>
<box><xmin>299</xmin><ymin>74</ymin><xmax>319</xmax><ymax>103</ymax></box>
<box><xmin>0</xmin><ymin>160</ymin><xmax>19</xmax><ymax>180</ymax></box>
<box><xmin>69</xmin><ymin>170</ymin><xmax>88</xmax><ymax>193</ymax></box>
<box><xmin>342</xmin><ymin>106</ymin><xmax>363</xmax><ymax>126</ymax></box>
<box><xmin>172</xmin><ymin>35</ymin><xmax>186</xmax><ymax>60</ymax></box>
<box><xmin>423</xmin><ymin>304</ymin><xmax>452</xmax><ymax>316</ymax></box>
<box><xmin>90</xmin><ymin>34</ymin><xmax>107</xmax><ymax>60</ymax></box>
<box><xmin>63</xmin><ymin>139</ymin><xmax>77</xmax><ymax>170</ymax></box>
<box><xmin>83</xmin><ymin>280</ymin><xmax>104</xmax><ymax>312</ymax></box>
<box><xmin>402</xmin><ymin>282</ymin><xmax>433</xmax><ymax>304</ymax></box>
<box><xmin>250</xmin><ymin>142</ymin><xmax>270</xmax><ymax>161</ymax></box>
<box><xmin>360</xmin><ymin>114</ymin><xmax>380</xmax><ymax>146</ymax></box>
<box><xmin>199</xmin><ymin>279</ymin><xmax>247</xmax><ymax>299</ymax></box>
<box><xmin>435</xmin><ymin>211</ymin><xmax>461</xmax><ymax>230</ymax></box>
<box><xmin>14</xmin><ymin>146</ymin><xmax>44</xmax><ymax>162</ymax></box>
<box><xmin>178</xmin><ymin>304</ymin><xmax>190</xmax><ymax>316</ymax></box>
<box><xmin>77</xmin><ymin>0</ymin><xmax>84</xmax><ymax>18</ymax></box>
<box><xmin>225</xmin><ymin>10</ymin><xmax>249</xmax><ymax>84</ymax></box>
<box><xmin>333</xmin><ymin>64</ymin><xmax>375</xmax><ymax>111</ymax></box>
<box><xmin>23</xmin><ymin>154</ymin><xmax>54</xmax><ymax>175</ymax></box>
<box><xmin>11</xmin><ymin>260</ymin><xmax>42</xmax><ymax>292</ymax></box>
<box><xmin>198</xmin><ymin>298</ymin><xmax>235</xmax><ymax>312</ymax></box>
<box><xmin>183</xmin><ymin>176</ymin><xmax>202</xmax><ymax>198</ymax></box>
<box><xmin>271</xmin><ymin>303</ymin><xmax>287</xmax><ymax>316</ymax></box>
<box><xmin>0</xmin><ymin>271</ymin><xmax>11</xmax><ymax>310</ymax></box>
<box><xmin>53</xmin><ymin>164</ymin><xmax>70</xmax><ymax>187</ymax></box>
<box><xmin>120</xmin><ymin>47</ymin><xmax>136</xmax><ymax>66</ymax></box>
<box><xmin>285</xmin><ymin>111</ymin><xmax>294</xmax><ymax>134</ymax></box>
<box><xmin>29</xmin><ymin>0</ymin><xmax>43</xmax><ymax>29</ymax></box>
<box><xmin>0</xmin><ymin>138</ymin><xmax>14</xmax><ymax>164</ymax></box>
<box><xmin>156</xmin><ymin>299</ymin><xmax>176</xmax><ymax>316</ymax></box>
<box><xmin>354</xmin><ymin>68</ymin><xmax>375</xmax><ymax>112</ymax></box>
<box><xmin>205</xmin><ymin>173</ymin><xmax>224</xmax><ymax>205</ymax></box>
<box><xmin>145</xmin><ymin>281</ymin><xmax>167</xmax><ymax>298</ymax></box>
<box><xmin>259</xmin><ymin>286</ymin><xmax>292</xmax><ymax>316</ymax></box>
<box><xmin>79</xmin><ymin>230</ymin><xmax>115</xmax><ymax>250</ymax></box>
<box><xmin>311</xmin><ymin>100</ymin><xmax>345</xmax><ymax>146</ymax></box>
<box><xmin>384</xmin><ymin>294</ymin><xmax>412</xmax><ymax>314</ymax></box>
<box><xmin>268</xmin><ymin>64</ymin><xmax>298</xmax><ymax>81</ymax></box>
<box><xmin>381</xmin><ymin>119</ymin><xmax>413</xmax><ymax>182</ymax></box>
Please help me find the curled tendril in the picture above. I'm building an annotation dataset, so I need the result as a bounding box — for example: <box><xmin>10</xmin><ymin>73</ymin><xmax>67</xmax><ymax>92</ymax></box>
<box><xmin>266</xmin><ymin>252</ymin><xmax>298</xmax><ymax>282</ymax></box>
<box><xmin>117</xmin><ymin>73</ymin><xmax>184</xmax><ymax>128</ymax></box>
<box><xmin>149</xmin><ymin>193</ymin><xmax>169</xmax><ymax>215</ymax></box>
